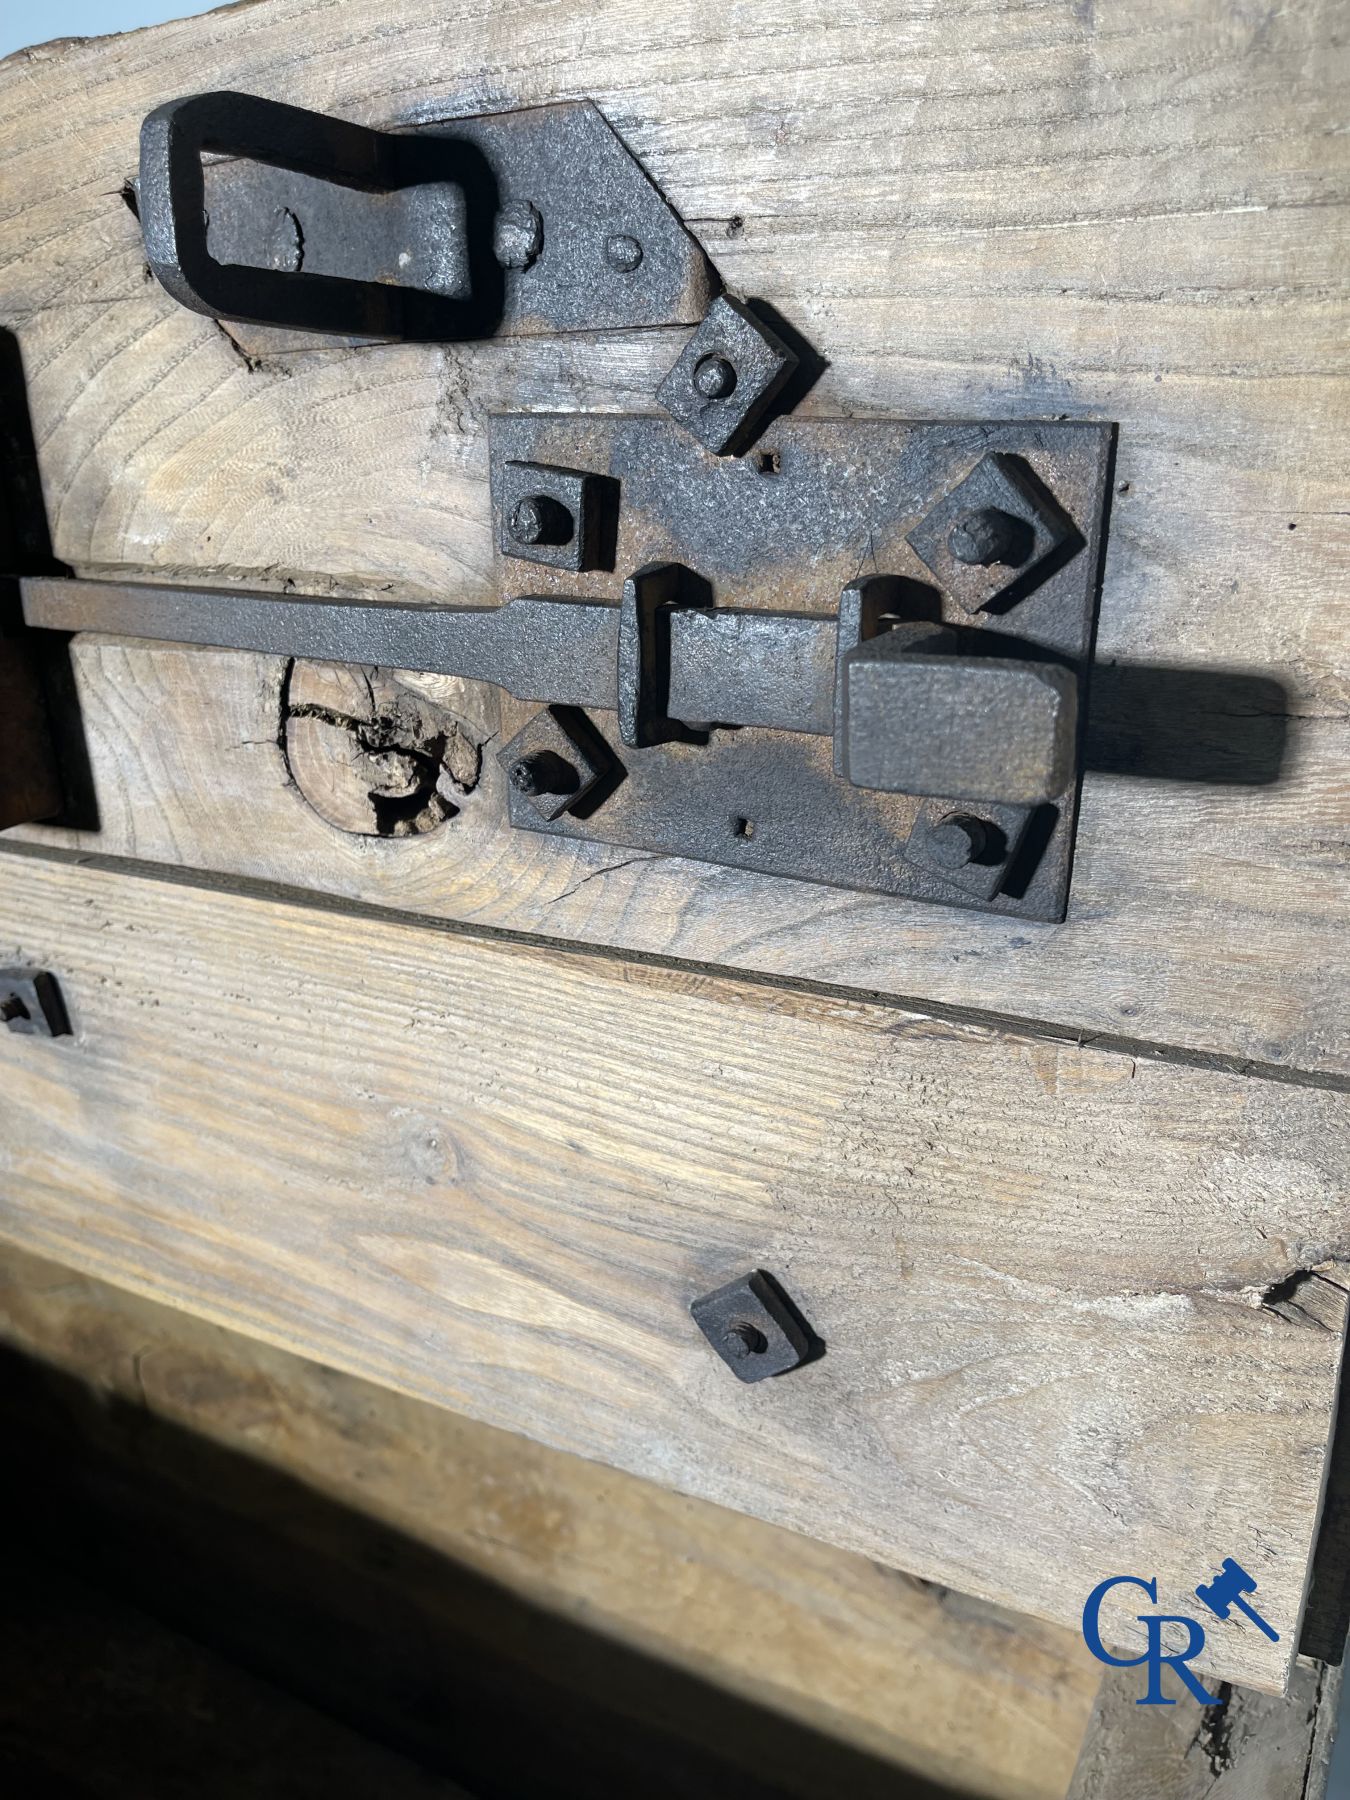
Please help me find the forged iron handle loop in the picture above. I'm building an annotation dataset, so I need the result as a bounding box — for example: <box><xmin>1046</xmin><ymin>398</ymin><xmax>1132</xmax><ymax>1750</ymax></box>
<box><xmin>139</xmin><ymin>92</ymin><xmax>404</xmax><ymax>335</ymax></box>
<box><xmin>138</xmin><ymin>91</ymin><xmax>503</xmax><ymax>340</ymax></box>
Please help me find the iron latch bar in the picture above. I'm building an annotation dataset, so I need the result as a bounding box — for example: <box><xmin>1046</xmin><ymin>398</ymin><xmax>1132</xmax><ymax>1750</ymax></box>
<box><xmin>21</xmin><ymin>580</ymin><xmax>621</xmax><ymax>712</ymax></box>
<box><xmin>20</xmin><ymin>569</ymin><xmax>1076</xmax><ymax>809</ymax></box>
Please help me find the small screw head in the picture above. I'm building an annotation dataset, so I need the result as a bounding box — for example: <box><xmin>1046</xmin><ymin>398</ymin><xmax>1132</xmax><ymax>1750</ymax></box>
<box><xmin>693</xmin><ymin>354</ymin><xmax>737</xmax><ymax>399</ymax></box>
<box><xmin>509</xmin><ymin>494</ymin><xmax>573</xmax><ymax>548</ymax></box>
<box><xmin>493</xmin><ymin>199</ymin><xmax>543</xmax><ymax>271</ymax></box>
<box><xmin>948</xmin><ymin>507</ymin><xmax>1022</xmax><ymax>567</ymax></box>
<box><xmin>927</xmin><ymin>813</ymin><xmax>988</xmax><ymax>869</ymax></box>
<box><xmin>604</xmin><ymin>233</ymin><xmax>643</xmax><ymax>273</ymax></box>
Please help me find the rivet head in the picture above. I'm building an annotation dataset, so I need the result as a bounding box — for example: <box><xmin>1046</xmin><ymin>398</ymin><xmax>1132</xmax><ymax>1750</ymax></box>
<box><xmin>509</xmin><ymin>494</ymin><xmax>573</xmax><ymax>548</ymax></box>
<box><xmin>604</xmin><ymin>232</ymin><xmax>643</xmax><ymax>273</ymax></box>
<box><xmin>509</xmin><ymin>754</ymin><xmax>544</xmax><ymax>795</ymax></box>
<box><xmin>493</xmin><ymin>199</ymin><xmax>544</xmax><ymax>272</ymax></box>
<box><xmin>509</xmin><ymin>497</ymin><xmax>546</xmax><ymax>545</ymax></box>
<box><xmin>693</xmin><ymin>353</ymin><xmax>737</xmax><ymax>399</ymax></box>
<box><xmin>927</xmin><ymin>813</ymin><xmax>988</xmax><ymax>869</ymax></box>
<box><xmin>948</xmin><ymin>506</ymin><xmax>1022</xmax><ymax>567</ymax></box>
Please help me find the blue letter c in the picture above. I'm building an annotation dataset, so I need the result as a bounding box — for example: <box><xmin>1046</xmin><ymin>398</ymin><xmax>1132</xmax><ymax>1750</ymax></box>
<box><xmin>1082</xmin><ymin>1575</ymin><xmax>1158</xmax><ymax>1666</ymax></box>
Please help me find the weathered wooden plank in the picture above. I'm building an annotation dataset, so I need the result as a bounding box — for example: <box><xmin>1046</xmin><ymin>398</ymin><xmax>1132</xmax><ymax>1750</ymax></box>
<box><xmin>0</xmin><ymin>0</ymin><xmax>1346</xmax><ymax>1071</ymax></box>
<box><xmin>0</xmin><ymin>1241</ymin><xmax>1099</xmax><ymax>1800</ymax></box>
<box><xmin>0</xmin><ymin>849</ymin><xmax>1344</xmax><ymax>1691</ymax></box>
<box><xmin>1066</xmin><ymin>1662</ymin><xmax>1342</xmax><ymax>1800</ymax></box>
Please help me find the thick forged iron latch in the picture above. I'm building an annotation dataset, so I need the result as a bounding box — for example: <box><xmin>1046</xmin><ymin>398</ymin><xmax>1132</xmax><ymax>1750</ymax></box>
<box><xmin>11</xmin><ymin>92</ymin><xmax>1114</xmax><ymax>920</ymax></box>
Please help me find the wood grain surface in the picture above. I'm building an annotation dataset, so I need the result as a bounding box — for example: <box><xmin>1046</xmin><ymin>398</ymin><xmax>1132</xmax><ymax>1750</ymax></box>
<box><xmin>0</xmin><ymin>1241</ymin><xmax>1099</xmax><ymax>1800</ymax></box>
<box><xmin>0</xmin><ymin>0</ymin><xmax>1347</xmax><ymax>1071</ymax></box>
<box><xmin>0</xmin><ymin>848</ymin><xmax>1344</xmax><ymax>1692</ymax></box>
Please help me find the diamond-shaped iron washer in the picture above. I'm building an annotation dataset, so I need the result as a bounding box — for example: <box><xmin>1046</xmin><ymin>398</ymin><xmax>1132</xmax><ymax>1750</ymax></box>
<box><xmin>690</xmin><ymin>1269</ymin><xmax>814</xmax><ymax>1383</ymax></box>
<box><xmin>907</xmin><ymin>452</ymin><xmax>1075</xmax><ymax>614</ymax></box>
<box><xmin>497</xmin><ymin>706</ymin><xmax>613</xmax><ymax>822</ymax></box>
<box><xmin>656</xmin><ymin>296</ymin><xmax>798</xmax><ymax>456</ymax></box>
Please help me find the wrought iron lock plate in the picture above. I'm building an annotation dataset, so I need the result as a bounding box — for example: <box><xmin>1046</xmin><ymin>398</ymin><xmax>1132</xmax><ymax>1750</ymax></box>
<box><xmin>488</xmin><ymin>413</ymin><xmax>1112</xmax><ymax>920</ymax></box>
<box><xmin>137</xmin><ymin>91</ymin><xmax>716</xmax><ymax>340</ymax></box>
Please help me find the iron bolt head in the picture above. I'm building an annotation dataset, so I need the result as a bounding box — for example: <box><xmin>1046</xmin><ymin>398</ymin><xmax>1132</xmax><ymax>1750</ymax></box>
<box><xmin>927</xmin><ymin>813</ymin><xmax>989</xmax><ymax>869</ymax></box>
<box><xmin>497</xmin><ymin>705</ymin><xmax>610</xmax><ymax>822</ymax></box>
<box><xmin>693</xmin><ymin>354</ymin><xmax>737</xmax><ymax>399</ymax></box>
<box><xmin>948</xmin><ymin>507</ymin><xmax>1024</xmax><ymax>567</ymax></box>
<box><xmin>656</xmin><ymin>294</ymin><xmax>798</xmax><ymax>457</ymax></box>
<box><xmin>493</xmin><ymin>199</ymin><xmax>544</xmax><ymax>271</ymax></box>
<box><xmin>604</xmin><ymin>233</ymin><xmax>643</xmax><ymax>273</ymax></box>
<box><xmin>907</xmin><ymin>451</ymin><xmax>1075</xmax><ymax>615</ymax></box>
<box><xmin>500</xmin><ymin>460</ymin><xmax>595</xmax><ymax>571</ymax></box>
<box><xmin>508</xmin><ymin>750</ymin><xmax>578</xmax><ymax>798</ymax></box>
<box><xmin>509</xmin><ymin>494</ymin><xmax>574</xmax><ymax>548</ymax></box>
<box><xmin>690</xmin><ymin>1269</ymin><xmax>815</xmax><ymax>1383</ymax></box>
<box><xmin>724</xmin><ymin>1321</ymin><xmax>769</xmax><ymax>1360</ymax></box>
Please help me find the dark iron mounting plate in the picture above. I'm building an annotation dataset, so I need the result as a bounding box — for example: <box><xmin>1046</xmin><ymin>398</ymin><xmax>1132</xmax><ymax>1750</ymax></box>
<box><xmin>491</xmin><ymin>415</ymin><xmax>1112</xmax><ymax>919</ymax></box>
